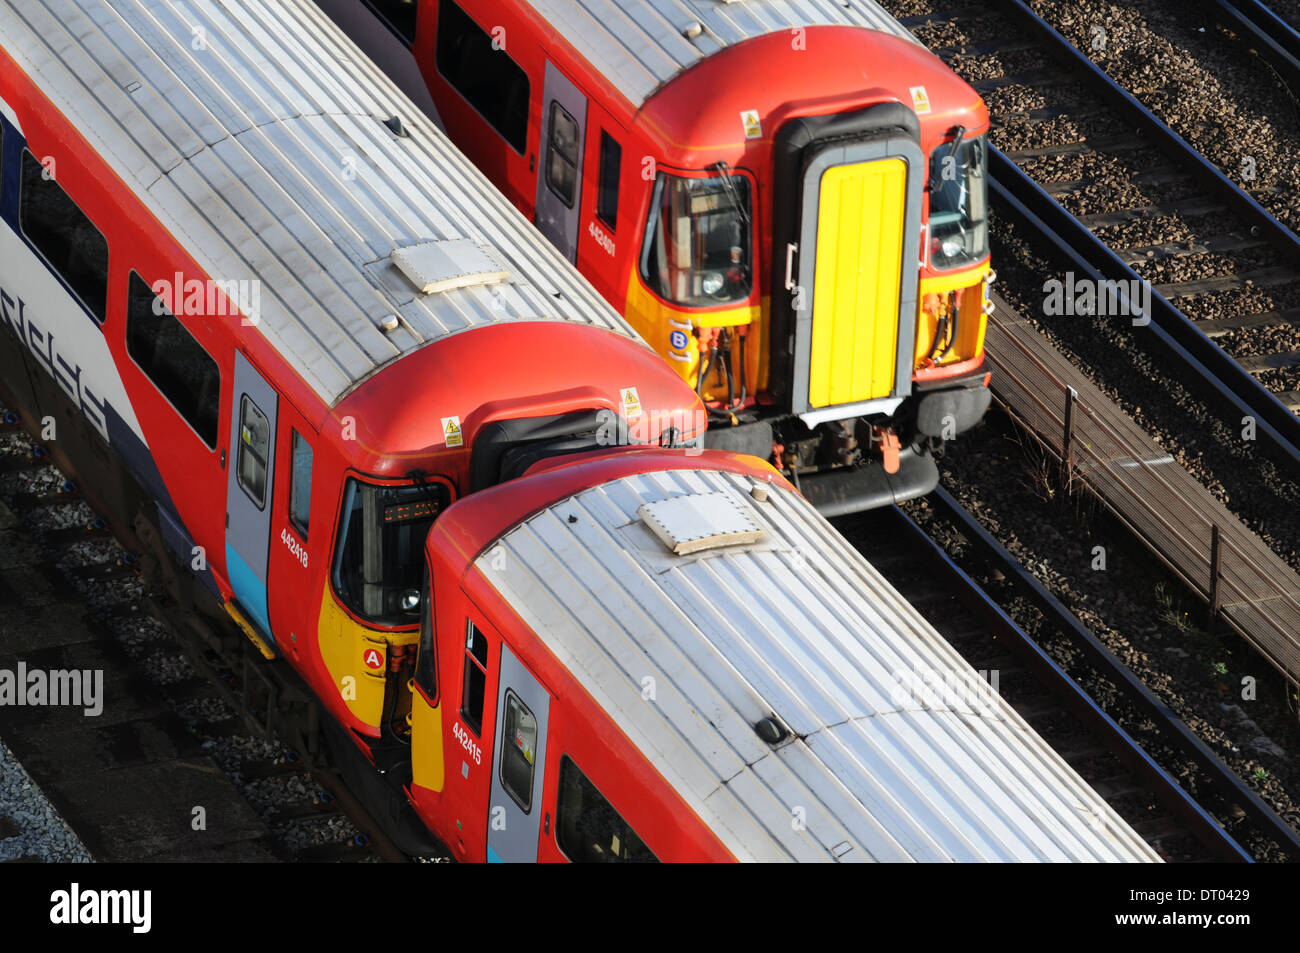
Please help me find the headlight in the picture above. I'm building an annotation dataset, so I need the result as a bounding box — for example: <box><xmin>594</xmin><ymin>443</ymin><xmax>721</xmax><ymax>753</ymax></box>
<box><xmin>941</xmin><ymin>236</ymin><xmax>964</xmax><ymax>258</ymax></box>
<box><xmin>701</xmin><ymin>271</ymin><xmax>725</xmax><ymax>296</ymax></box>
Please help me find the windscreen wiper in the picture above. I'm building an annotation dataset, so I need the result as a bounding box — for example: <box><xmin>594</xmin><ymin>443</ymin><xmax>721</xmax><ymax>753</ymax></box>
<box><xmin>711</xmin><ymin>161</ymin><xmax>751</xmax><ymax>227</ymax></box>
<box><xmin>928</xmin><ymin>124</ymin><xmax>966</xmax><ymax>191</ymax></box>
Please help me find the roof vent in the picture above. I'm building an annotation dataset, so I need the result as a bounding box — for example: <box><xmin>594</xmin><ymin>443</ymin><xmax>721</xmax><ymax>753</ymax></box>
<box><xmin>638</xmin><ymin>491</ymin><xmax>764</xmax><ymax>555</ymax></box>
<box><xmin>682</xmin><ymin>21</ymin><xmax>703</xmax><ymax>39</ymax></box>
<box><xmin>382</xmin><ymin>115</ymin><xmax>410</xmax><ymax>138</ymax></box>
<box><xmin>391</xmin><ymin>239</ymin><xmax>509</xmax><ymax>296</ymax></box>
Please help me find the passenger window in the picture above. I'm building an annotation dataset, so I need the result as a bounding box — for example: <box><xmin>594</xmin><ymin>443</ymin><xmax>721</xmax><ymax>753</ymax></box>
<box><xmin>556</xmin><ymin>756</ymin><xmax>658</xmax><ymax>863</ymax></box>
<box><xmin>289</xmin><ymin>429</ymin><xmax>312</xmax><ymax>538</ymax></box>
<box><xmin>367</xmin><ymin>0</ymin><xmax>417</xmax><ymax>44</ymax></box>
<box><xmin>126</xmin><ymin>272</ymin><xmax>221</xmax><ymax>448</ymax></box>
<box><xmin>436</xmin><ymin>0</ymin><xmax>530</xmax><ymax>153</ymax></box>
<box><xmin>596</xmin><ymin>131</ymin><xmax>621</xmax><ymax>228</ymax></box>
<box><xmin>237</xmin><ymin>396</ymin><xmax>271</xmax><ymax>507</ymax></box>
<box><xmin>461</xmin><ymin>622</ymin><xmax>488</xmax><ymax>734</ymax></box>
<box><xmin>499</xmin><ymin>690</ymin><xmax>537</xmax><ymax>811</ymax></box>
<box><xmin>545</xmin><ymin>102</ymin><xmax>580</xmax><ymax>208</ymax></box>
<box><xmin>19</xmin><ymin>150</ymin><xmax>109</xmax><ymax>323</ymax></box>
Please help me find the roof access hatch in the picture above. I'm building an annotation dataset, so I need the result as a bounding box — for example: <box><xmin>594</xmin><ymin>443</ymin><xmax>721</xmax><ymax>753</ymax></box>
<box><xmin>391</xmin><ymin>238</ymin><xmax>510</xmax><ymax>295</ymax></box>
<box><xmin>638</xmin><ymin>491</ymin><xmax>765</xmax><ymax>555</ymax></box>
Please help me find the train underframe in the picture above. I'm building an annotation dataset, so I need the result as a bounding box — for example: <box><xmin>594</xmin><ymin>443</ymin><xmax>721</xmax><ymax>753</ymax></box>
<box><xmin>703</xmin><ymin>365</ymin><xmax>991</xmax><ymax>517</ymax></box>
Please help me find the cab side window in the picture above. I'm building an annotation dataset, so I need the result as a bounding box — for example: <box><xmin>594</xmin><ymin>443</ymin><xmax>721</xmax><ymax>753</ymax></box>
<box><xmin>414</xmin><ymin>569</ymin><xmax>437</xmax><ymax>701</ymax></box>
<box><xmin>596</xmin><ymin>131</ymin><xmax>621</xmax><ymax>228</ymax></box>
<box><xmin>288</xmin><ymin>429</ymin><xmax>312</xmax><ymax>538</ymax></box>
<box><xmin>461</xmin><ymin>622</ymin><xmax>488</xmax><ymax>734</ymax></box>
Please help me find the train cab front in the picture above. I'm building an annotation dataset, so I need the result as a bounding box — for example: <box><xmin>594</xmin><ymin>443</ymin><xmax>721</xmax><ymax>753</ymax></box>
<box><xmin>629</xmin><ymin>27</ymin><xmax>994</xmax><ymax>516</ymax></box>
<box><xmin>301</xmin><ymin>321</ymin><xmax>706</xmax><ymax>853</ymax></box>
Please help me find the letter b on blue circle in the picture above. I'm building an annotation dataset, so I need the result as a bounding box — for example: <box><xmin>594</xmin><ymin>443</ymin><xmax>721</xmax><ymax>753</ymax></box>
<box><xmin>669</xmin><ymin>330</ymin><xmax>688</xmax><ymax>350</ymax></box>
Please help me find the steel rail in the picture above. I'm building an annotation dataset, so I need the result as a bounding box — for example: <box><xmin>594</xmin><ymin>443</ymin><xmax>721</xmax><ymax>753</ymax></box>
<box><xmin>1208</xmin><ymin>0</ymin><xmax>1300</xmax><ymax>92</ymax></box>
<box><xmin>881</xmin><ymin>496</ymin><xmax>1255</xmax><ymax>862</ymax></box>
<box><xmin>989</xmin><ymin>0</ymin><xmax>1300</xmax><ymax>472</ymax></box>
<box><xmin>921</xmin><ymin>486</ymin><xmax>1300</xmax><ymax>859</ymax></box>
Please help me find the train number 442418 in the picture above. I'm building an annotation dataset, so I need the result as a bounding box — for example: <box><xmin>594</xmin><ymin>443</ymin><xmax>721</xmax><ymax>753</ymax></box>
<box><xmin>280</xmin><ymin>527</ymin><xmax>308</xmax><ymax>568</ymax></box>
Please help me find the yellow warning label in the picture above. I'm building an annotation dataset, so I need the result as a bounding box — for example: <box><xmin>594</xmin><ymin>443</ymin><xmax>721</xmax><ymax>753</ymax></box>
<box><xmin>442</xmin><ymin>416</ymin><xmax>463</xmax><ymax>448</ymax></box>
<box><xmin>740</xmin><ymin>109</ymin><xmax>762</xmax><ymax>140</ymax></box>
<box><xmin>909</xmin><ymin>86</ymin><xmax>931</xmax><ymax>115</ymax></box>
<box><xmin>621</xmin><ymin>387</ymin><xmax>642</xmax><ymax>421</ymax></box>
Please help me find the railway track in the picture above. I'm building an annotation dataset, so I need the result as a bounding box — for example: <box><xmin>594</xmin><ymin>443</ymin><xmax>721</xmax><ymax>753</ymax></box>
<box><xmin>840</xmin><ymin>488</ymin><xmax>1300</xmax><ymax>861</ymax></box>
<box><xmin>0</xmin><ymin>409</ymin><xmax>428</xmax><ymax>863</ymax></box>
<box><xmin>1206</xmin><ymin>0</ymin><xmax>1300</xmax><ymax>91</ymax></box>
<box><xmin>891</xmin><ymin>0</ymin><xmax>1300</xmax><ymax>466</ymax></box>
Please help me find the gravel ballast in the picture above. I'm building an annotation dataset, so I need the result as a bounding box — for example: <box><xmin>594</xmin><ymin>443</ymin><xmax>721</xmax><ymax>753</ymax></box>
<box><xmin>0</xmin><ymin>739</ymin><xmax>92</xmax><ymax>863</ymax></box>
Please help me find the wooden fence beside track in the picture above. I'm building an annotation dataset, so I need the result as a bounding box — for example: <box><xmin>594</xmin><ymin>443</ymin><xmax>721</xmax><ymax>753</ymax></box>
<box><xmin>984</xmin><ymin>292</ymin><xmax>1300</xmax><ymax>706</ymax></box>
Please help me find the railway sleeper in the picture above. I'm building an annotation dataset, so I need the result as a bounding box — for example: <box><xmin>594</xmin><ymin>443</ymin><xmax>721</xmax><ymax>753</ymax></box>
<box><xmin>1198</xmin><ymin>307</ymin><xmax>1300</xmax><ymax>337</ymax></box>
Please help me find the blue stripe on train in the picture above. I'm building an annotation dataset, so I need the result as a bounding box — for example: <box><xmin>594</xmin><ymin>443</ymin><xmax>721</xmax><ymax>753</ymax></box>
<box><xmin>225</xmin><ymin>542</ymin><xmax>274</xmax><ymax>642</ymax></box>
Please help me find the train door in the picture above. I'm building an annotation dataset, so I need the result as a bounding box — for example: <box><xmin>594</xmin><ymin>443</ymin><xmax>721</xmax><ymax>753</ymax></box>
<box><xmin>225</xmin><ymin>350</ymin><xmax>279</xmax><ymax>641</ymax></box>
<box><xmin>486</xmin><ymin>643</ymin><xmax>551</xmax><ymax>862</ymax></box>
<box><xmin>789</xmin><ymin>138</ymin><xmax>923</xmax><ymax>419</ymax></box>
<box><xmin>535</xmin><ymin>61</ymin><xmax>587</xmax><ymax>262</ymax></box>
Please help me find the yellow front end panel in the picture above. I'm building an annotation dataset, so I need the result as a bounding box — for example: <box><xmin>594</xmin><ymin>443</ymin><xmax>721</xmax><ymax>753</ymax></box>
<box><xmin>914</xmin><ymin>263</ymin><xmax>991</xmax><ymax>370</ymax></box>
<box><xmin>623</xmin><ymin>271</ymin><xmax>765</xmax><ymax>403</ymax></box>
<box><xmin>318</xmin><ymin>588</ymin><xmax>418</xmax><ymax>731</ymax></box>
<box><xmin>809</xmin><ymin>158</ymin><xmax>907</xmax><ymax>408</ymax></box>
<box><xmin>410</xmin><ymin>690</ymin><xmax>445</xmax><ymax>793</ymax></box>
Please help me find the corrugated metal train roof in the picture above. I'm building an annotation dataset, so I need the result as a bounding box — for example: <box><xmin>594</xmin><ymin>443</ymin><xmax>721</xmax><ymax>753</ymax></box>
<box><xmin>2</xmin><ymin>0</ymin><xmax>639</xmax><ymax>405</ymax></box>
<box><xmin>477</xmin><ymin>467</ymin><xmax>1161</xmax><ymax>862</ymax></box>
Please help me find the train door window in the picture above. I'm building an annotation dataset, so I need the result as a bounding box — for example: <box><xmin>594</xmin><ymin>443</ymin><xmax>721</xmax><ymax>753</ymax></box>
<box><xmin>237</xmin><ymin>396</ymin><xmax>271</xmax><ymax>508</ymax></box>
<box><xmin>460</xmin><ymin>621</ymin><xmax>488</xmax><ymax>734</ymax></box>
<box><xmin>545</xmin><ymin>102</ymin><xmax>580</xmax><ymax>208</ymax></box>
<box><xmin>498</xmin><ymin>690</ymin><xmax>537</xmax><ymax>811</ymax></box>
<box><xmin>596</xmin><ymin>131</ymin><xmax>621</xmax><ymax>228</ymax></box>
<box><xmin>19</xmin><ymin>150</ymin><xmax>109</xmax><ymax>323</ymax></box>
<box><xmin>288</xmin><ymin>430</ymin><xmax>312</xmax><ymax>538</ymax></box>
<box><xmin>435</xmin><ymin>0</ymin><xmax>529</xmax><ymax>153</ymax></box>
<box><xmin>556</xmin><ymin>756</ymin><xmax>658</xmax><ymax>863</ymax></box>
<box><xmin>126</xmin><ymin>272</ymin><xmax>221</xmax><ymax>448</ymax></box>
<box><xmin>365</xmin><ymin>0</ymin><xmax>417</xmax><ymax>44</ymax></box>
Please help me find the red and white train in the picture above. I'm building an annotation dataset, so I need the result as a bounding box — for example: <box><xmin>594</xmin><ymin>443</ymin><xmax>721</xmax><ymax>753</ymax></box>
<box><xmin>326</xmin><ymin>0</ymin><xmax>996</xmax><ymax>514</ymax></box>
<box><xmin>0</xmin><ymin>0</ymin><xmax>1155</xmax><ymax>862</ymax></box>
